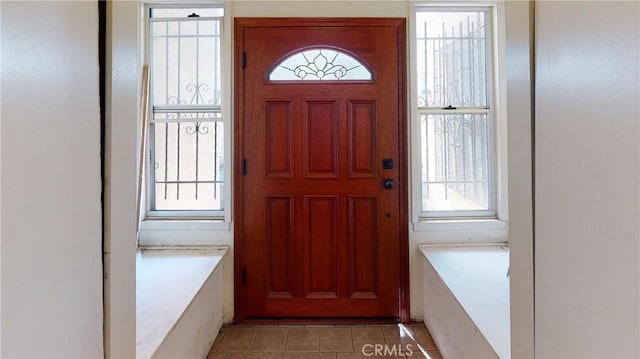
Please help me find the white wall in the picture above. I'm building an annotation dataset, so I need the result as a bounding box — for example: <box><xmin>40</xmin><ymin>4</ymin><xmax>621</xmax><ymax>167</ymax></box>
<box><xmin>535</xmin><ymin>2</ymin><xmax>640</xmax><ymax>357</ymax></box>
<box><xmin>104</xmin><ymin>1</ymin><xmax>140</xmax><ymax>358</ymax></box>
<box><xmin>504</xmin><ymin>1</ymin><xmax>534</xmax><ymax>357</ymax></box>
<box><xmin>0</xmin><ymin>1</ymin><xmax>104</xmax><ymax>358</ymax></box>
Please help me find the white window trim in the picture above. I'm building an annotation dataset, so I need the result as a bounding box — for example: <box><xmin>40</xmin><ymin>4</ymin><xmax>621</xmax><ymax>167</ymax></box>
<box><xmin>138</xmin><ymin>1</ymin><xmax>233</xmax><ymax>246</ymax></box>
<box><xmin>410</xmin><ymin>1</ymin><xmax>509</xmax><ymax>229</ymax></box>
<box><xmin>141</xmin><ymin>2</ymin><xmax>232</xmax><ymax>229</ymax></box>
<box><xmin>413</xmin><ymin>217</ymin><xmax>507</xmax><ymax>231</ymax></box>
<box><xmin>139</xmin><ymin>219</ymin><xmax>230</xmax><ymax>231</ymax></box>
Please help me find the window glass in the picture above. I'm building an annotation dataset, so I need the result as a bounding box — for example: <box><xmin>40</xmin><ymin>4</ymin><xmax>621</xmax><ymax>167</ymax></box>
<box><xmin>149</xmin><ymin>7</ymin><xmax>224</xmax><ymax>215</ymax></box>
<box><xmin>416</xmin><ymin>9</ymin><xmax>493</xmax><ymax>216</ymax></box>
<box><xmin>416</xmin><ymin>11</ymin><xmax>488</xmax><ymax>108</ymax></box>
<box><xmin>151</xmin><ymin>8</ymin><xmax>224</xmax><ymax>18</ymax></box>
<box><xmin>420</xmin><ymin>113</ymin><xmax>490</xmax><ymax>212</ymax></box>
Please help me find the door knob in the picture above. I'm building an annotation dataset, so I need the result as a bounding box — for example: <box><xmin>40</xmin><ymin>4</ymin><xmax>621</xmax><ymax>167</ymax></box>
<box><xmin>383</xmin><ymin>178</ymin><xmax>394</xmax><ymax>190</ymax></box>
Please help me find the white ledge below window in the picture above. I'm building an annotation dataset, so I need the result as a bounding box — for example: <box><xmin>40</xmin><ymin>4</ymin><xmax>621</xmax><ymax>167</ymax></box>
<box><xmin>413</xmin><ymin>218</ymin><xmax>507</xmax><ymax>231</ymax></box>
<box><xmin>420</xmin><ymin>244</ymin><xmax>510</xmax><ymax>358</ymax></box>
<box><xmin>140</xmin><ymin>219</ymin><xmax>229</xmax><ymax>231</ymax></box>
<box><xmin>138</xmin><ymin>220</ymin><xmax>231</xmax><ymax>246</ymax></box>
<box><xmin>136</xmin><ymin>246</ymin><xmax>228</xmax><ymax>359</ymax></box>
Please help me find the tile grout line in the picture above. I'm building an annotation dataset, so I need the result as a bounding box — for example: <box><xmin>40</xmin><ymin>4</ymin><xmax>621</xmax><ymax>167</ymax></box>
<box><xmin>283</xmin><ymin>326</ymin><xmax>291</xmax><ymax>353</ymax></box>
<box><xmin>348</xmin><ymin>327</ymin><xmax>355</xmax><ymax>353</ymax></box>
<box><xmin>249</xmin><ymin>327</ymin><xmax>258</xmax><ymax>352</ymax></box>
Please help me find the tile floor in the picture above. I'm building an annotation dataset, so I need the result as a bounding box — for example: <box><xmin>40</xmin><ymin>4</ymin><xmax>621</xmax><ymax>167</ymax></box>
<box><xmin>207</xmin><ymin>323</ymin><xmax>442</xmax><ymax>358</ymax></box>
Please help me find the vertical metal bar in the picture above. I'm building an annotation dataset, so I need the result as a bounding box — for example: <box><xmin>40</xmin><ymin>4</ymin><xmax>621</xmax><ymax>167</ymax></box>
<box><xmin>177</xmin><ymin>122</ymin><xmax>181</xmax><ymax>199</ymax></box>
<box><xmin>469</xmin><ymin>18</ymin><xmax>475</xmax><ymax>105</ymax></box>
<box><xmin>432</xmin><ymin>27</ymin><xmax>438</xmax><ymax>108</ymax></box>
<box><xmin>424</xmin><ymin>115</ymin><xmax>430</xmax><ymax>203</ymax></box>
<box><xmin>196</xmin><ymin>20</ymin><xmax>200</xmax><ymax>100</ymax></box>
<box><xmin>195</xmin><ymin>20</ymin><xmax>200</xmax><ymax>200</ymax></box>
<box><xmin>478</xmin><ymin>11</ymin><xmax>485</xmax><ymax>105</ymax></box>
<box><xmin>213</xmin><ymin>20</ymin><xmax>219</xmax><ymax>199</ymax></box>
<box><xmin>472</xmin><ymin>114</ymin><xmax>478</xmax><ymax>199</ymax></box>
<box><xmin>482</xmin><ymin>115</ymin><xmax>487</xmax><ymax>199</ymax></box>
<box><xmin>451</xmin><ymin>25</ymin><xmax>456</xmax><ymax>108</ymax></box>
<box><xmin>476</xmin><ymin>12</ymin><xmax>491</xmax><ymax>198</ymax></box>
<box><xmin>195</xmin><ymin>123</ymin><xmax>199</xmax><ymax>200</ymax></box>
<box><xmin>423</xmin><ymin>21</ymin><xmax>429</xmax><ymax>105</ymax></box>
<box><xmin>443</xmin><ymin>115</ymin><xmax>449</xmax><ymax>201</ymax></box>
<box><xmin>214</xmin><ymin>121</ymin><xmax>219</xmax><ymax>199</ymax></box>
<box><xmin>438</xmin><ymin>27</ymin><xmax>445</xmax><ymax>194</ymax></box>
<box><xmin>450</xmin><ymin>24</ymin><xmax>457</xmax><ymax>195</ymax></box>
<box><xmin>442</xmin><ymin>24</ymin><xmax>449</xmax><ymax>200</ymax></box>
<box><xmin>441</xmin><ymin>22</ymin><xmax>446</xmax><ymax>107</ymax></box>
<box><xmin>470</xmin><ymin>20</ymin><xmax>478</xmax><ymax>199</ymax></box>
<box><xmin>177</xmin><ymin>21</ymin><xmax>182</xmax><ymax>103</ymax></box>
<box><xmin>459</xmin><ymin>21</ymin><xmax>466</xmax><ymax>198</ymax></box>
<box><xmin>214</xmin><ymin>19</ymin><xmax>220</xmax><ymax>105</ymax></box>
<box><xmin>163</xmin><ymin>21</ymin><xmax>169</xmax><ymax>200</ymax></box>
<box><xmin>457</xmin><ymin>22</ymin><xmax>462</xmax><ymax>106</ymax></box>
<box><xmin>176</xmin><ymin>22</ymin><xmax>182</xmax><ymax>200</ymax></box>
<box><xmin>423</xmin><ymin>21</ymin><xmax>430</xmax><ymax>205</ymax></box>
<box><xmin>164</xmin><ymin>122</ymin><xmax>169</xmax><ymax>199</ymax></box>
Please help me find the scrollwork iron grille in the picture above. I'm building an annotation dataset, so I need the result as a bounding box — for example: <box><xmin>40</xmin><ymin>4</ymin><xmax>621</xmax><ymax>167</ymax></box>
<box><xmin>419</xmin><ymin>113</ymin><xmax>489</xmax><ymax>210</ymax></box>
<box><xmin>416</xmin><ymin>10</ymin><xmax>492</xmax><ymax>214</ymax></box>
<box><xmin>149</xmin><ymin>13</ymin><xmax>224</xmax><ymax>213</ymax></box>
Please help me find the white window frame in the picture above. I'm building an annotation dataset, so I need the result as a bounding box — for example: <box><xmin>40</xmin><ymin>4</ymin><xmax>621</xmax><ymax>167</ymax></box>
<box><xmin>410</xmin><ymin>1</ymin><xmax>508</xmax><ymax>228</ymax></box>
<box><xmin>142</xmin><ymin>2</ymin><xmax>231</xmax><ymax>225</ymax></box>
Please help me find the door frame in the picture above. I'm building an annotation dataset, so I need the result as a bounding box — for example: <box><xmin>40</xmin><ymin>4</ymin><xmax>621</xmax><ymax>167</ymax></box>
<box><xmin>233</xmin><ymin>17</ymin><xmax>409</xmax><ymax>323</ymax></box>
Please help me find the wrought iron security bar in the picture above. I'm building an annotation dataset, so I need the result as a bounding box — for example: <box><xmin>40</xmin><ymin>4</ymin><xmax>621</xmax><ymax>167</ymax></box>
<box><xmin>416</xmin><ymin>9</ymin><xmax>492</xmax><ymax>214</ymax></box>
<box><xmin>149</xmin><ymin>9</ymin><xmax>224</xmax><ymax>214</ymax></box>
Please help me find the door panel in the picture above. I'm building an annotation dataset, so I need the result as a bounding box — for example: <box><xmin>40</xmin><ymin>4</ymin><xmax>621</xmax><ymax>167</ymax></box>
<box><xmin>304</xmin><ymin>196</ymin><xmax>339</xmax><ymax>298</ymax></box>
<box><xmin>265</xmin><ymin>196</ymin><xmax>294</xmax><ymax>298</ymax></box>
<box><xmin>235</xmin><ymin>18</ymin><xmax>408</xmax><ymax>321</ymax></box>
<box><xmin>348</xmin><ymin>101</ymin><xmax>378</xmax><ymax>178</ymax></box>
<box><xmin>304</xmin><ymin>101</ymin><xmax>338</xmax><ymax>178</ymax></box>
<box><xmin>265</xmin><ymin>102</ymin><xmax>294</xmax><ymax>178</ymax></box>
<box><xmin>348</xmin><ymin>196</ymin><xmax>378</xmax><ymax>299</ymax></box>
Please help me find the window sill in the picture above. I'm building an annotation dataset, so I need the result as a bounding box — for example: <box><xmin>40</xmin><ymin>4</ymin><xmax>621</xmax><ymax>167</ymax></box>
<box><xmin>138</xmin><ymin>220</ymin><xmax>231</xmax><ymax>247</ymax></box>
<box><xmin>412</xmin><ymin>218</ymin><xmax>507</xmax><ymax>232</ymax></box>
<box><xmin>139</xmin><ymin>219</ymin><xmax>230</xmax><ymax>232</ymax></box>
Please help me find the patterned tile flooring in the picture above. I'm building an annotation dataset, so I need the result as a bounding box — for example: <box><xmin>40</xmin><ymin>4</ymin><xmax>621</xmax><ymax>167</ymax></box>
<box><xmin>207</xmin><ymin>323</ymin><xmax>442</xmax><ymax>358</ymax></box>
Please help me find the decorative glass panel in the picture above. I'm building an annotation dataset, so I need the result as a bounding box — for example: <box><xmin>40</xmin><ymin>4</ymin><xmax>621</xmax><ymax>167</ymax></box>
<box><xmin>269</xmin><ymin>48</ymin><xmax>373</xmax><ymax>81</ymax></box>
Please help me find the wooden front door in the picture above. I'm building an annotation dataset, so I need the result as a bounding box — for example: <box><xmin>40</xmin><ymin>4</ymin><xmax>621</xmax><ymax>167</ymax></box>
<box><xmin>235</xmin><ymin>18</ymin><xmax>408</xmax><ymax>321</ymax></box>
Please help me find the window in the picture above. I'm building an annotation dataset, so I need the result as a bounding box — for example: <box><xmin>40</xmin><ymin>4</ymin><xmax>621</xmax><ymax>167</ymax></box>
<box><xmin>147</xmin><ymin>6</ymin><xmax>225</xmax><ymax>218</ymax></box>
<box><xmin>415</xmin><ymin>7</ymin><xmax>496</xmax><ymax>218</ymax></box>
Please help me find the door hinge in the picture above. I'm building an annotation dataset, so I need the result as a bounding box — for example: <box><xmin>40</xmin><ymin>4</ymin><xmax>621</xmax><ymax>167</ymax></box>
<box><xmin>242</xmin><ymin>159</ymin><xmax>247</xmax><ymax>175</ymax></box>
<box><xmin>241</xmin><ymin>267</ymin><xmax>247</xmax><ymax>285</ymax></box>
<box><xmin>242</xmin><ymin>52</ymin><xmax>247</xmax><ymax>69</ymax></box>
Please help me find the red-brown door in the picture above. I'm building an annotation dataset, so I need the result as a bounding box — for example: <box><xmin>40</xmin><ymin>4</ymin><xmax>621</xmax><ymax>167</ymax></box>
<box><xmin>235</xmin><ymin>18</ymin><xmax>408</xmax><ymax>321</ymax></box>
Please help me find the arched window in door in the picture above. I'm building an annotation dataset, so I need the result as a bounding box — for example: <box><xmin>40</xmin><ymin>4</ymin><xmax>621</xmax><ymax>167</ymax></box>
<box><xmin>268</xmin><ymin>48</ymin><xmax>373</xmax><ymax>81</ymax></box>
